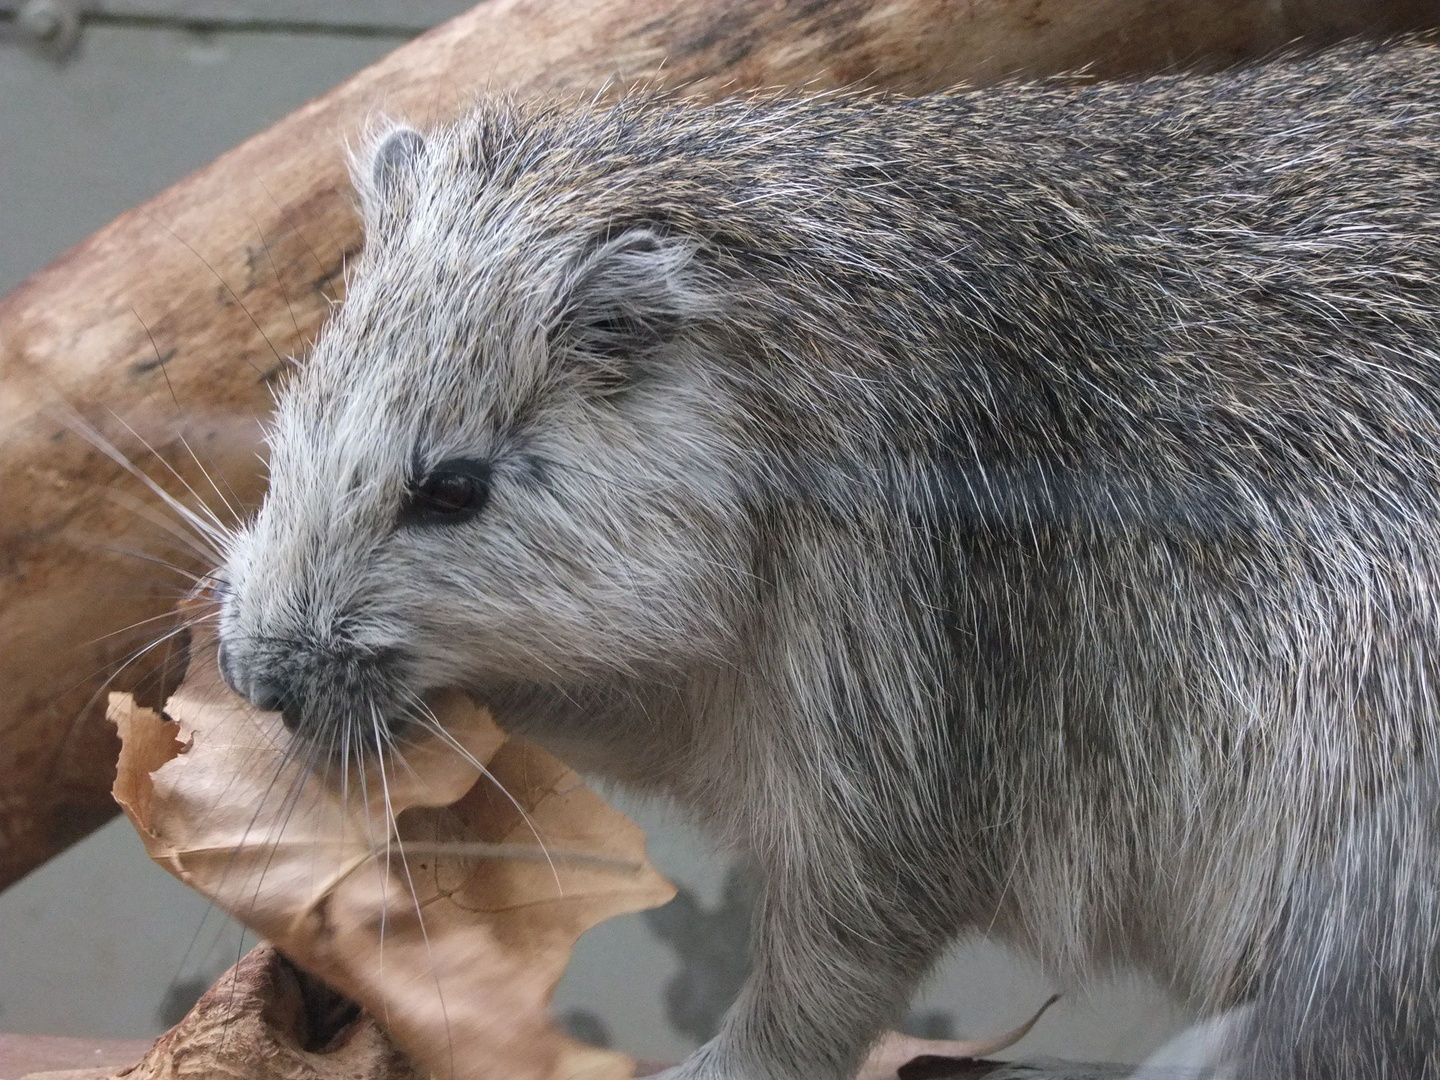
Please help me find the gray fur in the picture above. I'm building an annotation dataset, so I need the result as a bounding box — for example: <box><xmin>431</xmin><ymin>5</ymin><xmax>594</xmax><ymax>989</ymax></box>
<box><xmin>219</xmin><ymin>38</ymin><xmax>1440</xmax><ymax>1079</ymax></box>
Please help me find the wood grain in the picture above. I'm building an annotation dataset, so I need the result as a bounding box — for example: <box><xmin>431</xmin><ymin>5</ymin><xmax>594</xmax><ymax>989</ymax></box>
<box><xmin>1</xmin><ymin>0</ymin><xmax>1436</xmax><ymax>890</ymax></box>
<box><xmin>0</xmin><ymin>1033</ymin><xmax>154</xmax><ymax>1080</ymax></box>
<box><xmin>897</xmin><ymin>1059</ymin><xmax>1206</xmax><ymax>1079</ymax></box>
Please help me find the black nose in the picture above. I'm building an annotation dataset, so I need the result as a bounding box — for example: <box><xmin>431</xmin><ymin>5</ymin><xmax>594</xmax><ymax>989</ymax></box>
<box><xmin>248</xmin><ymin>678</ymin><xmax>290</xmax><ymax>713</ymax></box>
<box><xmin>280</xmin><ymin>703</ymin><xmax>304</xmax><ymax>732</ymax></box>
<box><xmin>248</xmin><ymin>678</ymin><xmax>307</xmax><ymax>732</ymax></box>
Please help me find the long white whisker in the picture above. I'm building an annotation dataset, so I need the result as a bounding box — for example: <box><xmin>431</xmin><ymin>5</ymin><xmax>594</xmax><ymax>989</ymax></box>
<box><xmin>64</xmin><ymin>410</ymin><xmax>231</xmax><ymax>556</ymax></box>
<box><xmin>101</xmin><ymin>488</ymin><xmax>224</xmax><ymax>564</ymax></box>
<box><xmin>132</xmin><ymin>308</ymin><xmax>251</xmax><ymax>527</ymax></box>
<box><xmin>107</xmin><ymin>411</ymin><xmax>237</xmax><ymax>547</ymax></box>
<box><xmin>177</xmin><ymin>430</ymin><xmax>245</xmax><ymax>529</ymax></box>
<box><xmin>103</xmin><ymin>546</ymin><xmax>221</xmax><ymax>587</ymax></box>
<box><xmin>369</xmin><ymin>711</ymin><xmax>456</xmax><ymax>1080</ymax></box>
<box><xmin>80</xmin><ymin>605</ymin><xmax>215</xmax><ymax>650</ymax></box>
<box><xmin>58</xmin><ymin>619</ymin><xmax>207</xmax><ymax>755</ymax></box>
<box><xmin>398</xmin><ymin>688</ymin><xmax>564</xmax><ymax>896</ymax></box>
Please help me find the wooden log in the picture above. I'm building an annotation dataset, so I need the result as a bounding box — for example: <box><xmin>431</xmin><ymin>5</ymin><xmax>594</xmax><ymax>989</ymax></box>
<box><xmin>901</xmin><ymin>1060</ymin><xmax>1206</xmax><ymax>1079</ymax></box>
<box><xmin>0</xmin><ymin>1036</ymin><xmax>1199</xmax><ymax>1080</ymax></box>
<box><xmin>1</xmin><ymin>0</ymin><xmax>1436</xmax><ymax>891</ymax></box>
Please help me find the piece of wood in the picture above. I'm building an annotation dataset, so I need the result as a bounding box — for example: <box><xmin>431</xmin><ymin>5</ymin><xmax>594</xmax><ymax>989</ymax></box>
<box><xmin>899</xmin><ymin>1060</ymin><xmax>1206</xmax><ymax>1079</ymax></box>
<box><xmin>0</xmin><ymin>1034</ymin><xmax>154</xmax><ymax>1080</ymax></box>
<box><xmin>1</xmin><ymin>0</ymin><xmax>1437</xmax><ymax>892</ymax></box>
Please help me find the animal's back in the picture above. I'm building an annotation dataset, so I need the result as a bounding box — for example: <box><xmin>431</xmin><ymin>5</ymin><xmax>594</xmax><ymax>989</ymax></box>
<box><xmin>233</xmin><ymin>37</ymin><xmax>1440</xmax><ymax>1080</ymax></box>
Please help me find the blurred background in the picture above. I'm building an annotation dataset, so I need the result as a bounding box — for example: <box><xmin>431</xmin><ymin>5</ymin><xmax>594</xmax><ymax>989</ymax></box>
<box><xmin>0</xmin><ymin>2</ymin><xmax>1192</xmax><ymax>1066</ymax></box>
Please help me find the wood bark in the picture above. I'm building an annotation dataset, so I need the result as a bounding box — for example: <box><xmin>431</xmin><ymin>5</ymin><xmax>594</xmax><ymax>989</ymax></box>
<box><xmin>901</xmin><ymin>1060</ymin><xmax>1207</xmax><ymax>1079</ymax></box>
<box><xmin>1</xmin><ymin>0</ymin><xmax>1436</xmax><ymax>891</ymax></box>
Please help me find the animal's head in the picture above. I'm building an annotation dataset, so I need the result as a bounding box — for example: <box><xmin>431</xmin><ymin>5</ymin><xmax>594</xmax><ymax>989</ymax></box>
<box><xmin>217</xmin><ymin>111</ymin><xmax>750</xmax><ymax>744</ymax></box>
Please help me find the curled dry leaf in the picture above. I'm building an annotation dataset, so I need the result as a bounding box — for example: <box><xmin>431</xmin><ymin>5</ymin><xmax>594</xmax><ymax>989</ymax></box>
<box><xmin>859</xmin><ymin>996</ymin><xmax>1061</xmax><ymax>1080</ymax></box>
<box><xmin>108</xmin><ymin>634</ymin><xmax>676</xmax><ymax>1080</ymax></box>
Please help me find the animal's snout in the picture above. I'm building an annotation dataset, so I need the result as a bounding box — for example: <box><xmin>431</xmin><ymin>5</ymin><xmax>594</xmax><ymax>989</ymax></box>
<box><xmin>216</xmin><ymin>641</ymin><xmax>305</xmax><ymax>731</ymax></box>
<box><xmin>247</xmin><ymin>678</ymin><xmax>287</xmax><ymax>713</ymax></box>
<box><xmin>217</xmin><ymin>641</ymin><xmax>240</xmax><ymax>694</ymax></box>
<box><xmin>251</xmin><ymin>679</ymin><xmax>306</xmax><ymax>732</ymax></box>
<box><xmin>215</xmin><ymin>633</ymin><xmax>411</xmax><ymax>743</ymax></box>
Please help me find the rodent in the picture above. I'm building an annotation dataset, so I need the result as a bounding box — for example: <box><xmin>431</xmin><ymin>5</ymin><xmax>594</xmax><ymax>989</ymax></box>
<box><xmin>215</xmin><ymin>37</ymin><xmax>1440</xmax><ymax>1080</ymax></box>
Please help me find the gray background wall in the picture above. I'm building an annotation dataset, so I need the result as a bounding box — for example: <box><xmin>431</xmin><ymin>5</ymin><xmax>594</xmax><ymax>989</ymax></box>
<box><xmin>0</xmin><ymin>7</ymin><xmax>1189</xmax><ymax>1066</ymax></box>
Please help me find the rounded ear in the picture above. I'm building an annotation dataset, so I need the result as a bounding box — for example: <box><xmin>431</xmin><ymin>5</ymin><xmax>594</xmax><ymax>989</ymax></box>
<box><xmin>354</xmin><ymin>125</ymin><xmax>428</xmax><ymax>220</ymax></box>
<box><xmin>553</xmin><ymin>228</ymin><xmax>715</xmax><ymax>391</ymax></box>
<box><xmin>371</xmin><ymin>126</ymin><xmax>427</xmax><ymax>196</ymax></box>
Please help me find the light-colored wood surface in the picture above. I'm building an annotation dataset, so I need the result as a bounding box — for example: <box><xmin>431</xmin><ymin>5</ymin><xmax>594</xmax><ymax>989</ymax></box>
<box><xmin>1</xmin><ymin>0</ymin><xmax>1437</xmax><ymax>892</ymax></box>
<box><xmin>0</xmin><ymin>1035</ymin><xmax>1198</xmax><ymax>1080</ymax></box>
<box><xmin>901</xmin><ymin>1061</ymin><xmax>1206</xmax><ymax>1079</ymax></box>
<box><xmin>0</xmin><ymin>1034</ymin><xmax>152</xmax><ymax>1080</ymax></box>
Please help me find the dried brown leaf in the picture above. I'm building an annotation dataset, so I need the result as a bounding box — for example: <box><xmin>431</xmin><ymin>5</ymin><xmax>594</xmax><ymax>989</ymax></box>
<box><xmin>107</xmin><ymin>632</ymin><xmax>1052</xmax><ymax>1080</ymax></box>
<box><xmin>108</xmin><ymin>635</ymin><xmax>675</xmax><ymax>1080</ymax></box>
<box><xmin>857</xmin><ymin>996</ymin><xmax>1061</xmax><ymax>1080</ymax></box>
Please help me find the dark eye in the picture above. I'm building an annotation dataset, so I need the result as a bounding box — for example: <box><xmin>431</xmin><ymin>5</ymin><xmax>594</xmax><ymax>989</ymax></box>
<box><xmin>400</xmin><ymin>458</ymin><xmax>492</xmax><ymax>526</ymax></box>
